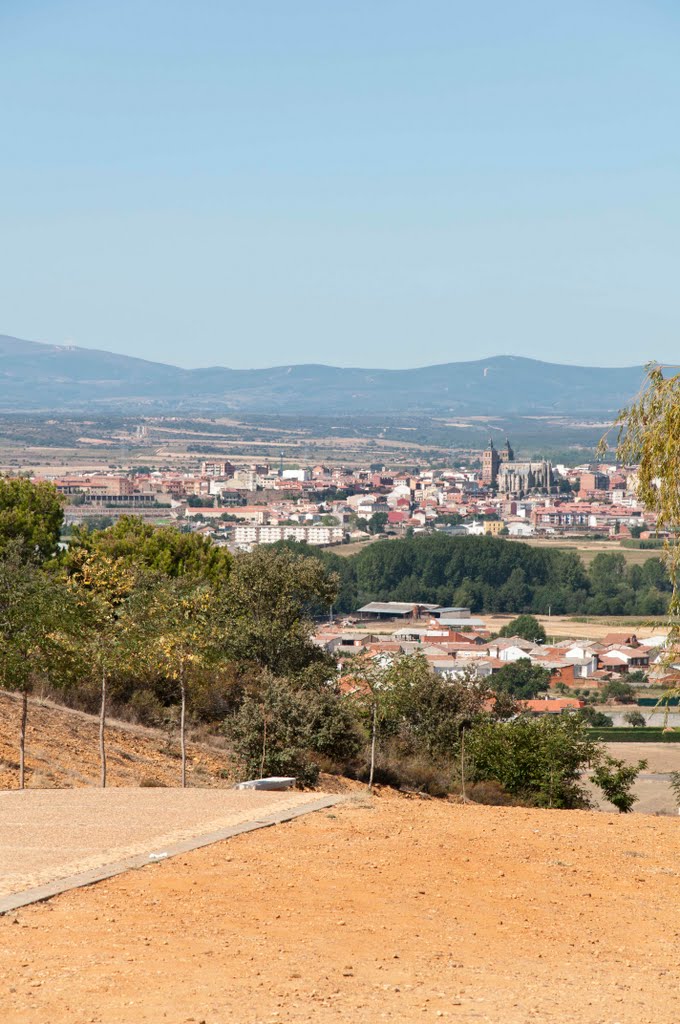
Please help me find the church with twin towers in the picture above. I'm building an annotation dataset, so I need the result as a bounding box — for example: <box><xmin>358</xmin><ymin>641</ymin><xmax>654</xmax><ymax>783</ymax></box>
<box><xmin>482</xmin><ymin>437</ymin><xmax>552</xmax><ymax>497</ymax></box>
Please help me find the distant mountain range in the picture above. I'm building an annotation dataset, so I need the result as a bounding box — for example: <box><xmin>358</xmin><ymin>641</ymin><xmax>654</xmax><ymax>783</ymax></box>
<box><xmin>0</xmin><ymin>334</ymin><xmax>644</xmax><ymax>415</ymax></box>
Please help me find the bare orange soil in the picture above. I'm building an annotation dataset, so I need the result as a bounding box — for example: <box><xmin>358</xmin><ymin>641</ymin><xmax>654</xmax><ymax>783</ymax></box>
<box><xmin>1</xmin><ymin>795</ymin><xmax>678</xmax><ymax>1024</ymax></box>
<box><xmin>0</xmin><ymin>694</ymin><xmax>233</xmax><ymax>790</ymax></box>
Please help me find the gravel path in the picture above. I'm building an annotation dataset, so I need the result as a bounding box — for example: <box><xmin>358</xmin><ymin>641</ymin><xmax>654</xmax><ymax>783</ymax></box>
<box><xmin>0</xmin><ymin>788</ymin><xmax>318</xmax><ymax>897</ymax></box>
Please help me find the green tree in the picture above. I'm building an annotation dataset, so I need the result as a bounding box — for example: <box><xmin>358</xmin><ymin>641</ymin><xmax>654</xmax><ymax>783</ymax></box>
<box><xmin>225</xmin><ymin>671</ymin><xmax>360</xmax><ymax>786</ymax></box>
<box><xmin>143</xmin><ymin>574</ymin><xmax>215</xmax><ymax>786</ymax></box>
<box><xmin>348</xmin><ymin>654</ymin><xmax>400</xmax><ymax>790</ymax></box>
<box><xmin>367</xmin><ymin>512</ymin><xmax>388</xmax><ymax>535</ymax></box>
<box><xmin>592</xmin><ymin>755</ymin><xmax>647</xmax><ymax>813</ymax></box>
<box><xmin>499</xmin><ymin>569</ymin><xmax>529</xmax><ymax>611</ymax></box>
<box><xmin>466</xmin><ymin>715</ymin><xmax>597</xmax><ymax>809</ymax></box>
<box><xmin>578</xmin><ymin>706</ymin><xmax>613</xmax><ymax>728</ymax></box>
<box><xmin>0</xmin><ymin>543</ymin><xmax>73</xmax><ymax>787</ymax></box>
<box><xmin>624</xmin><ymin>710</ymin><xmax>646</xmax><ymax>728</ymax></box>
<box><xmin>215</xmin><ymin>546</ymin><xmax>338</xmax><ymax>674</ymax></box>
<box><xmin>386</xmin><ymin>655</ymin><xmax>489</xmax><ymax>762</ymax></box>
<box><xmin>493</xmin><ymin>659</ymin><xmax>551</xmax><ymax>700</ymax></box>
<box><xmin>601</xmin><ymin>679</ymin><xmax>636</xmax><ymax>704</ymax></box>
<box><xmin>0</xmin><ymin>477</ymin><xmax>64</xmax><ymax>562</ymax></box>
<box><xmin>599</xmin><ymin>365</ymin><xmax>680</xmax><ymax>695</ymax></box>
<box><xmin>589</xmin><ymin>553</ymin><xmax>627</xmax><ymax>595</ymax></box>
<box><xmin>64</xmin><ymin>552</ymin><xmax>143</xmax><ymax>787</ymax></box>
<box><xmin>348</xmin><ymin>654</ymin><xmax>489</xmax><ymax>790</ymax></box>
<box><xmin>498</xmin><ymin>615</ymin><xmax>546</xmax><ymax>643</ymax></box>
<box><xmin>62</xmin><ymin>514</ymin><xmax>230</xmax><ymax>582</ymax></box>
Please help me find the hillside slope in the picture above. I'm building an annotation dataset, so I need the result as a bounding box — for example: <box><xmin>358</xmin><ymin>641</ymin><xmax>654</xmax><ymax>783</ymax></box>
<box><xmin>0</xmin><ymin>334</ymin><xmax>644</xmax><ymax>413</ymax></box>
<box><xmin>0</xmin><ymin>693</ymin><xmax>233</xmax><ymax>790</ymax></box>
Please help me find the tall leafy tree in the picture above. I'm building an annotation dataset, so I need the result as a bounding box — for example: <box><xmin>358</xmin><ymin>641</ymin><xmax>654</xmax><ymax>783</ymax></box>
<box><xmin>64</xmin><ymin>551</ymin><xmax>141</xmax><ymax>787</ymax></box>
<box><xmin>348</xmin><ymin>653</ymin><xmax>489</xmax><ymax>789</ymax></box>
<box><xmin>592</xmin><ymin>754</ymin><xmax>647</xmax><ymax>813</ymax></box>
<box><xmin>492</xmin><ymin>658</ymin><xmax>551</xmax><ymax>699</ymax></box>
<box><xmin>347</xmin><ymin>654</ymin><xmax>397</xmax><ymax>791</ymax></box>
<box><xmin>63</xmin><ymin>514</ymin><xmax>230</xmax><ymax>581</ymax></box>
<box><xmin>0</xmin><ymin>543</ymin><xmax>72</xmax><ymax>787</ymax></box>
<box><xmin>466</xmin><ymin>715</ymin><xmax>597</xmax><ymax>809</ymax></box>
<box><xmin>225</xmin><ymin>669</ymin><xmax>360</xmax><ymax>787</ymax></box>
<box><xmin>142</xmin><ymin>574</ymin><xmax>215</xmax><ymax>787</ymax></box>
<box><xmin>215</xmin><ymin>546</ymin><xmax>338</xmax><ymax>673</ymax></box>
<box><xmin>599</xmin><ymin>363</ymin><xmax>680</xmax><ymax>694</ymax></box>
<box><xmin>498</xmin><ymin>615</ymin><xmax>546</xmax><ymax>643</ymax></box>
<box><xmin>0</xmin><ymin>477</ymin><xmax>64</xmax><ymax>562</ymax></box>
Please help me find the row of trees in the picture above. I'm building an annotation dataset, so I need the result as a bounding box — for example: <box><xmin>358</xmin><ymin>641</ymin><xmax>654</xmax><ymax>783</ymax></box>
<box><xmin>273</xmin><ymin>534</ymin><xmax>671</xmax><ymax>617</ymax></box>
<box><xmin>0</xmin><ymin>484</ymin><xmax>337</xmax><ymax>789</ymax></box>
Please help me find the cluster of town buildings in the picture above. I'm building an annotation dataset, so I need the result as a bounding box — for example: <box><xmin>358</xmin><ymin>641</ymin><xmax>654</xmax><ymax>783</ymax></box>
<box><xmin>313</xmin><ymin>603</ymin><xmax>670</xmax><ymax>715</ymax></box>
<box><xmin>42</xmin><ymin>438</ymin><xmax>652</xmax><ymax>550</ymax></box>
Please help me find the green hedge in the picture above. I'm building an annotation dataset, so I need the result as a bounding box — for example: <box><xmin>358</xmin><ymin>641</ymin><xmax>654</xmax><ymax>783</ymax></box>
<box><xmin>589</xmin><ymin>727</ymin><xmax>680</xmax><ymax>743</ymax></box>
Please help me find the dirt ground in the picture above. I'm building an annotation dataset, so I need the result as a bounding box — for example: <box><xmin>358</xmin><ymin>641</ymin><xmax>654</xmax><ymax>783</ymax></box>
<box><xmin>1</xmin><ymin>796</ymin><xmax>679</xmax><ymax>1024</ymax></box>
<box><xmin>604</xmin><ymin>742</ymin><xmax>680</xmax><ymax>775</ymax></box>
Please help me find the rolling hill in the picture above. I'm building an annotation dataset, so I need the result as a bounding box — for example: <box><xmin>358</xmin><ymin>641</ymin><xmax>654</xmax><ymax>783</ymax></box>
<box><xmin>0</xmin><ymin>334</ymin><xmax>645</xmax><ymax>414</ymax></box>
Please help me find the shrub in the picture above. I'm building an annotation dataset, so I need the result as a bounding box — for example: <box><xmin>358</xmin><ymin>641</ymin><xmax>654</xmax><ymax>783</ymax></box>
<box><xmin>358</xmin><ymin>750</ymin><xmax>452</xmax><ymax>797</ymax></box>
<box><xmin>224</xmin><ymin>672</ymin><xmax>362</xmax><ymax>787</ymax></box>
<box><xmin>466</xmin><ymin>715</ymin><xmax>596</xmax><ymax>809</ymax></box>
<box><xmin>601</xmin><ymin>680</ymin><xmax>636</xmax><ymax>704</ymax></box>
<box><xmin>464</xmin><ymin>780</ymin><xmax>521</xmax><ymax>806</ymax></box>
<box><xmin>129</xmin><ymin>689</ymin><xmax>166</xmax><ymax>727</ymax></box>
<box><xmin>592</xmin><ymin>755</ymin><xmax>647</xmax><ymax>813</ymax></box>
<box><xmin>624</xmin><ymin>710</ymin><xmax>647</xmax><ymax>728</ymax></box>
<box><xmin>578</xmin><ymin>706</ymin><xmax>613</xmax><ymax>728</ymax></box>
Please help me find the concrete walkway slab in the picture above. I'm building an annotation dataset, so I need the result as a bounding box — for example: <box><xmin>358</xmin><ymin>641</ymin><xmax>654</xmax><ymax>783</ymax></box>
<box><xmin>0</xmin><ymin>788</ymin><xmax>341</xmax><ymax>913</ymax></box>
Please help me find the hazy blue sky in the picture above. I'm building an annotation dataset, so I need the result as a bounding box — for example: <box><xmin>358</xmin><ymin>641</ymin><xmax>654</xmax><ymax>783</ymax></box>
<box><xmin>1</xmin><ymin>1</ymin><xmax>678</xmax><ymax>369</ymax></box>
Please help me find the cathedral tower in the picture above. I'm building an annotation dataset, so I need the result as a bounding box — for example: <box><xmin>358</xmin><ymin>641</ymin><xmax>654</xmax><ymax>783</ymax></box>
<box><xmin>482</xmin><ymin>438</ymin><xmax>500</xmax><ymax>485</ymax></box>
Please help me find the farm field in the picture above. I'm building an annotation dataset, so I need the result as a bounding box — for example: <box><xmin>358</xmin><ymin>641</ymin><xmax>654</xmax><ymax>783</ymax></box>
<box><xmin>1</xmin><ymin>795</ymin><xmax>678</xmax><ymax>1024</ymax></box>
<box><xmin>481</xmin><ymin>612</ymin><xmax>665</xmax><ymax>641</ymax></box>
<box><xmin>520</xmin><ymin>537</ymin><xmax>663</xmax><ymax>566</ymax></box>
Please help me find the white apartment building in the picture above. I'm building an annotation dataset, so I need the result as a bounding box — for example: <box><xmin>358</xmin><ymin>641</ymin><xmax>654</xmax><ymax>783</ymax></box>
<box><xmin>281</xmin><ymin>469</ymin><xmax>311</xmax><ymax>482</ymax></box>
<box><xmin>234</xmin><ymin>524</ymin><xmax>344</xmax><ymax>548</ymax></box>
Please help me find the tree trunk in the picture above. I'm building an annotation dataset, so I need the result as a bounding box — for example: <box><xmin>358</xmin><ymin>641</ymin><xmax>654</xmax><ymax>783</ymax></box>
<box><xmin>260</xmin><ymin>707</ymin><xmax>267</xmax><ymax>778</ymax></box>
<box><xmin>368</xmin><ymin>702</ymin><xmax>377</xmax><ymax>791</ymax></box>
<box><xmin>180</xmin><ymin>672</ymin><xmax>187</xmax><ymax>789</ymax></box>
<box><xmin>99</xmin><ymin>668</ymin><xmax>107</xmax><ymax>789</ymax></box>
<box><xmin>19</xmin><ymin>690</ymin><xmax>28</xmax><ymax>790</ymax></box>
<box><xmin>460</xmin><ymin>727</ymin><xmax>467</xmax><ymax>804</ymax></box>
